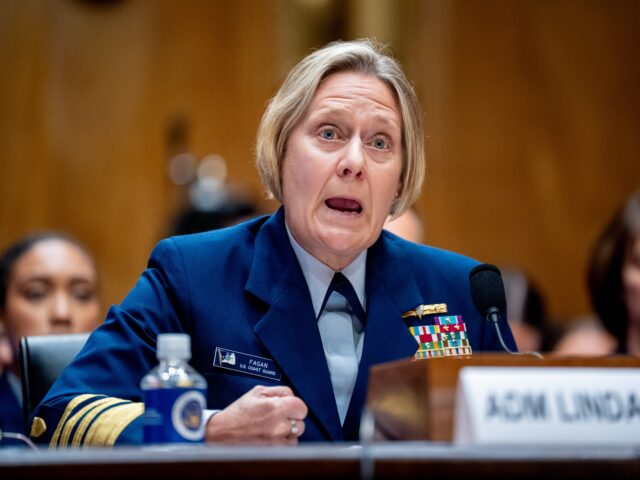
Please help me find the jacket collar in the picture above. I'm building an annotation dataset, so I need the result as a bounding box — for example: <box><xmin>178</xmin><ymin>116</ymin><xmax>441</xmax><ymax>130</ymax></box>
<box><xmin>246</xmin><ymin>208</ymin><xmax>419</xmax><ymax>441</ymax></box>
<box><xmin>246</xmin><ymin>207</ymin><xmax>343</xmax><ymax>440</ymax></box>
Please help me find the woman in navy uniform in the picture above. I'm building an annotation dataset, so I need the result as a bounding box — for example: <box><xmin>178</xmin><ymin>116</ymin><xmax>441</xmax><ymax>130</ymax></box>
<box><xmin>30</xmin><ymin>39</ymin><xmax>516</xmax><ymax>447</ymax></box>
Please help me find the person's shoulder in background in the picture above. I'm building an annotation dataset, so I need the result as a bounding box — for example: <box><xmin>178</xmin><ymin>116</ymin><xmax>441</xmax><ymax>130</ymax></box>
<box><xmin>551</xmin><ymin>314</ymin><xmax>617</xmax><ymax>356</ymax></box>
<box><xmin>383</xmin><ymin>208</ymin><xmax>424</xmax><ymax>245</ymax></box>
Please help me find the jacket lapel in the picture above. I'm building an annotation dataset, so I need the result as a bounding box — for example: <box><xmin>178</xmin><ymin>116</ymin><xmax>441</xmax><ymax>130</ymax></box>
<box><xmin>246</xmin><ymin>208</ymin><xmax>343</xmax><ymax>441</ymax></box>
<box><xmin>342</xmin><ymin>233</ymin><xmax>421</xmax><ymax>439</ymax></box>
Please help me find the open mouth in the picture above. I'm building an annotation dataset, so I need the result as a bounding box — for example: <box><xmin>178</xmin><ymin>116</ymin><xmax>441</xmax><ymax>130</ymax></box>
<box><xmin>325</xmin><ymin>197</ymin><xmax>363</xmax><ymax>214</ymax></box>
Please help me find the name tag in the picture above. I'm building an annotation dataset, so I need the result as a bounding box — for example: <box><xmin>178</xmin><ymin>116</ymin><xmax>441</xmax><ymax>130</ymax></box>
<box><xmin>453</xmin><ymin>367</ymin><xmax>640</xmax><ymax>446</ymax></box>
<box><xmin>213</xmin><ymin>347</ymin><xmax>282</xmax><ymax>381</ymax></box>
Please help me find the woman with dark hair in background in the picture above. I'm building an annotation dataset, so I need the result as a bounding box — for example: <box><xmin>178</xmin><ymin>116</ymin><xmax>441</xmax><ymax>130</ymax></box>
<box><xmin>585</xmin><ymin>189</ymin><xmax>640</xmax><ymax>355</ymax></box>
<box><xmin>0</xmin><ymin>233</ymin><xmax>101</xmax><ymax>442</ymax></box>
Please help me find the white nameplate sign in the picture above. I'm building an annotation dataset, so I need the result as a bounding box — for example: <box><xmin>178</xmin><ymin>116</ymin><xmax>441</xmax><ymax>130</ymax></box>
<box><xmin>453</xmin><ymin>367</ymin><xmax>640</xmax><ymax>446</ymax></box>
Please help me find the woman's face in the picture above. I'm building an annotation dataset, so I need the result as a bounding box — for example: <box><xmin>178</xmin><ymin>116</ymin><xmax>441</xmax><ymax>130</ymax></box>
<box><xmin>622</xmin><ymin>234</ymin><xmax>640</xmax><ymax>324</ymax></box>
<box><xmin>281</xmin><ymin>71</ymin><xmax>403</xmax><ymax>270</ymax></box>
<box><xmin>0</xmin><ymin>239</ymin><xmax>101</xmax><ymax>355</ymax></box>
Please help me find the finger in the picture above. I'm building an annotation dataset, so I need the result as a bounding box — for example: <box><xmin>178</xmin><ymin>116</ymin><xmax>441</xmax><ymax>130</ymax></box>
<box><xmin>255</xmin><ymin>385</ymin><xmax>295</xmax><ymax>398</ymax></box>
<box><xmin>288</xmin><ymin>417</ymin><xmax>300</xmax><ymax>437</ymax></box>
<box><xmin>293</xmin><ymin>418</ymin><xmax>306</xmax><ymax>437</ymax></box>
<box><xmin>267</xmin><ymin>434</ymin><xmax>297</xmax><ymax>447</ymax></box>
<box><xmin>280</xmin><ymin>418</ymin><xmax>303</xmax><ymax>443</ymax></box>
<box><xmin>278</xmin><ymin>395</ymin><xmax>308</xmax><ymax>420</ymax></box>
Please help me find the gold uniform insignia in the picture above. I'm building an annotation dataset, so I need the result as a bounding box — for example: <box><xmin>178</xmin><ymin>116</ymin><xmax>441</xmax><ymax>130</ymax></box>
<box><xmin>401</xmin><ymin>303</ymin><xmax>447</xmax><ymax>320</ymax></box>
<box><xmin>30</xmin><ymin>417</ymin><xmax>47</xmax><ymax>438</ymax></box>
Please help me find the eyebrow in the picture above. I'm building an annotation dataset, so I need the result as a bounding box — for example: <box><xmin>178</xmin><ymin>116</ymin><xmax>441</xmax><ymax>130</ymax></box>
<box><xmin>309</xmin><ymin>105</ymin><xmax>401</xmax><ymax>130</ymax></box>
<box><xmin>309</xmin><ymin>105</ymin><xmax>350</xmax><ymax>119</ymax></box>
<box><xmin>18</xmin><ymin>275</ymin><xmax>96</xmax><ymax>286</ymax></box>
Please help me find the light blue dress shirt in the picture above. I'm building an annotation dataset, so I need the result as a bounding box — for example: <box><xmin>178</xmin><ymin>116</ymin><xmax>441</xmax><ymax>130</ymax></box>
<box><xmin>286</xmin><ymin>223</ymin><xmax>366</xmax><ymax>425</ymax></box>
<box><xmin>203</xmin><ymin>226</ymin><xmax>367</xmax><ymax>427</ymax></box>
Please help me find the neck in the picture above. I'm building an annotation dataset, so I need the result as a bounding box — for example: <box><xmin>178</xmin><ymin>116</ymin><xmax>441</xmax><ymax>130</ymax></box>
<box><xmin>322</xmin><ymin>255</ymin><xmax>357</xmax><ymax>272</ymax></box>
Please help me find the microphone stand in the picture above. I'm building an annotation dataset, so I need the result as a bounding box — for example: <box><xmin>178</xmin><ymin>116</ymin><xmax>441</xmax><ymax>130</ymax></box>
<box><xmin>487</xmin><ymin>307</ymin><xmax>544</xmax><ymax>359</ymax></box>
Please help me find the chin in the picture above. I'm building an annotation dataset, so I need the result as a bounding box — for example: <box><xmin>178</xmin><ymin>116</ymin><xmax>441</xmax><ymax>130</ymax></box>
<box><xmin>321</xmin><ymin>232</ymin><xmax>372</xmax><ymax>256</ymax></box>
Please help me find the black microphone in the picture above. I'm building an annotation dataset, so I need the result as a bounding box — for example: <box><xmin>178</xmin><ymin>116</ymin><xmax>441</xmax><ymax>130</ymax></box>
<box><xmin>469</xmin><ymin>263</ymin><xmax>543</xmax><ymax>358</ymax></box>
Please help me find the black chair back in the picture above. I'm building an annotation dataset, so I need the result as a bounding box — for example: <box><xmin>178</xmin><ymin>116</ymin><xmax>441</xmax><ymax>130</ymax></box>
<box><xmin>19</xmin><ymin>333</ymin><xmax>89</xmax><ymax>423</ymax></box>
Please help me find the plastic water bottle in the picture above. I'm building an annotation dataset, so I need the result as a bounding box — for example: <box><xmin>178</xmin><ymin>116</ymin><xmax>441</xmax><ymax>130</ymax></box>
<box><xmin>141</xmin><ymin>333</ymin><xmax>207</xmax><ymax>444</ymax></box>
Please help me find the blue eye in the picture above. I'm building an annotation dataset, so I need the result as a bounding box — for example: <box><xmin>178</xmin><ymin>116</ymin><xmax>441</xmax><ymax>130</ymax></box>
<box><xmin>373</xmin><ymin>138</ymin><xmax>387</xmax><ymax>149</ymax></box>
<box><xmin>320</xmin><ymin>129</ymin><xmax>336</xmax><ymax>140</ymax></box>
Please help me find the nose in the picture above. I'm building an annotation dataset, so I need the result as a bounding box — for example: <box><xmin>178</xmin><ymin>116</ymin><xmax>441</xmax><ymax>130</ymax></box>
<box><xmin>337</xmin><ymin>138</ymin><xmax>365</xmax><ymax>179</ymax></box>
<box><xmin>50</xmin><ymin>292</ymin><xmax>72</xmax><ymax>330</ymax></box>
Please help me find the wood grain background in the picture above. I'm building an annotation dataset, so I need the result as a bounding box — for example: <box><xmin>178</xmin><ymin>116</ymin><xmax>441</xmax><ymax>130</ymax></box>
<box><xmin>1</xmin><ymin>0</ymin><xmax>638</xmax><ymax>326</ymax></box>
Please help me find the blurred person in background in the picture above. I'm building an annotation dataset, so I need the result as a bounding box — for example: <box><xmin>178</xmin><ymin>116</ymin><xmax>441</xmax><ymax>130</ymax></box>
<box><xmin>0</xmin><ymin>233</ymin><xmax>102</xmax><ymax>441</ymax></box>
<box><xmin>166</xmin><ymin>149</ymin><xmax>262</xmax><ymax>237</ymax></box>
<box><xmin>0</xmin><ymin>323</ymin><xmax>13</xmax><ymax>435</ymax></box>
<box><xmin>551</xmin><ymin>314</ymin><xmax>616</xmax><ymax>356</ymax></box>
<box><xmin>570</xmin><ymin>189</ymin><xmax>640</xmax><ymax>356</ymax></box>
<box><xmin>501</xmin><ymin>266</ymin><xmax>556</xmax><ymax>353</ymax></box>
<box><xmin>170</xmin><ymin>196</ymin><xmax>260</xmax><ymax>236</ymax></box>
<box><xmin>0</xmin><ymin>325</ymin><xmax>12</xmax><ymax>372</ymax></box>
<box><xmin>383</xmin><ymin>207</ymin><xmax>424</xmax><ymax>244</ymax></box>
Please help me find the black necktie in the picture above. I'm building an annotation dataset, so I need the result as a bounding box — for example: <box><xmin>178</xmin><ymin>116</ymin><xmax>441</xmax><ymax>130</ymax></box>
<box><xmin>319</xmin><ymin>272</ymin><xmax>367</xmax><ymax>328</ymax></box>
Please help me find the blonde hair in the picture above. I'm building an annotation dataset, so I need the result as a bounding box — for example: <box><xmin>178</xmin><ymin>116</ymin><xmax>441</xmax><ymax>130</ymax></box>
<box><xmin>255</xmin><ymin>39</ymin><xmax>424</xmax><ymax>218</ymax></box>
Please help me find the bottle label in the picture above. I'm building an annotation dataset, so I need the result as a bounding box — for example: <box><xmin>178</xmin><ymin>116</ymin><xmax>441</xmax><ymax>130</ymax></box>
<box><xmin>143</xmin><ymin>388</ymin><xmax>206</xmax><ymax>444</ymax></box>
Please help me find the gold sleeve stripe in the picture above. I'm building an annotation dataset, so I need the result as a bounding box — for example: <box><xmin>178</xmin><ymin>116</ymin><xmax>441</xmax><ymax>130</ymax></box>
<box><xmin>83</xmin><ymin>402</ymin><xmax>144</xmax><ymax>447</ymax></box>
<box><xmin>104</xmin><ymin>403</ymin><xmax>144</xmax><ymax>447</ymax></box>
<box><xmin>49</xmin><ymin>394</ymin><xmax>101</xmax><ymax>448</ymax></box>
<box><xmin>58</xmin><ymin>397</ymin><xmax>121</xmax><ymax>447</ymax></box>
<box><xmin>71</xmin><ymin>398</ymin><xmax>125</xmax><ymax>448</ymax></box>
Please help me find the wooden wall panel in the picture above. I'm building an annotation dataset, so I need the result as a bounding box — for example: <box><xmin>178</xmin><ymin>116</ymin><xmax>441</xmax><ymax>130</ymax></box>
<box><xmin>0</xmin><ymin>0</ymin><xmax>278</xmax><ymax>311</ymax></box>
<box><xmin>0</xmin><ymin>1</ymin><xmax>51</xmax><ymax>235</ymax></box>
<box><xmin>405</xmin><ymin>0</ymin><xmax>640</xmax><ymax>321</ymax></box>
<box><xmin>1</xmin><ymin>0</ymin><xmax>638</xmax><ymax>324</ymax></box>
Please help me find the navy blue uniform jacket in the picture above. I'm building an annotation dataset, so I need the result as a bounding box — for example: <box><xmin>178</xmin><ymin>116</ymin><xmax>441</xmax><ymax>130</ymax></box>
<box><xmin>30</xmin><ymin>207</ymin><xmax>515</xmax><ymax>446</ymax></box>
